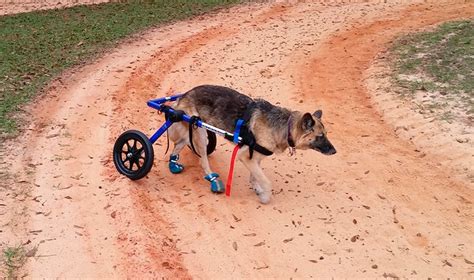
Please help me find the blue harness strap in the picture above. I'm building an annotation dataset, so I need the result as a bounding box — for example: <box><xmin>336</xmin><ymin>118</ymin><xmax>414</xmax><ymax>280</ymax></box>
<box><xmin>233</xmin><ymin>119</ymin><xmax>244</xmax><ymax>144</ymax></box>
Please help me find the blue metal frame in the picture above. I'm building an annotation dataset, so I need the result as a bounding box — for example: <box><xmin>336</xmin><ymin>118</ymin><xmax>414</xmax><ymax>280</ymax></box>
<box><xmin>149</xmin><ymin>120</ymin><xmax>172</xmax><ymax>144</ymax></box>
<box><xmin>146</xmin><ymin>94</ymin><xmax>242</xmax><ymax>145</ymax></box>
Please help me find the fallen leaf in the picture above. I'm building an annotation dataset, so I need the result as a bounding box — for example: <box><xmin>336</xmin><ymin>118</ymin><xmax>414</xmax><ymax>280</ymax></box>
<box><xmin>255</xmin><ymin>264</ymin><xmax>269</xmax><ymax>270</ymax></box>
<box><xmin>443</xmin><ymin>260</ymin><xmax>453</xmax><ymax>267</ymax></box>
<box><xmin>350</xmin><ymin>235</ymin><xmax>359</xmax><ymax>242</ymax></box>
<box><xmin>232</xmin><ymin>214</ymin><xmax>241</xmax><ymax>222</ymax></box>
<box><xmin>232</xmin><ymin>241</ymin><xmax>238</xmax><ymax>251</ymax></box>
<box><xmin>46</xmin><ymin>133</ymin><xmax>60</xmax><ymax>139</ymax></box>
<box><xmin>25</xmin><ymin>246</ymin><xmax>38</xmax><ymax>257</ymax></box>
<box><xmin>465</xmin><ymin>258</ymin><xmax>474</xmax><ymax>265</ymax></box>
<box><xmin>382</xmin><ymin>272</ymin><xmax>399</xmax><ymax>279</ymax></box>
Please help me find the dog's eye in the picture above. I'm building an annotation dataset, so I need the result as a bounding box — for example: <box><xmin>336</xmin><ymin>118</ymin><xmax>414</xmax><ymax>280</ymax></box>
<box><xmin>315</xmin><ymin>134</ymin><xmax>324</xmax><ymax>142</ymax></box>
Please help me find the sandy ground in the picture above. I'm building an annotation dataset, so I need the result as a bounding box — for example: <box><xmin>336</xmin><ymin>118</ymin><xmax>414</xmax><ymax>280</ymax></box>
<box><xmin>0</xmin><ymin>0</ymin><xmax>110</xmax><ymax>15</ymax></box>
<box><xmin>1</xmin><ymin>0</ymin><xmax>473</xmax><ymax>278</ymax></box>
<box><xmin>366</xmin><ymin>53</ymin><xmax>474</xmax><ymax>184</ymax></box>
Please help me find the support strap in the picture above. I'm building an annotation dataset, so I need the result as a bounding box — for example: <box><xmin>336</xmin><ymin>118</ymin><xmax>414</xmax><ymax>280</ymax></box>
<box><xmin>225</xmin><ymin>144</ymin><xmax>241</xmax><ymax>197</ymax></box>
<box><xmin>164</xmin><ymin>129</ymin><xmax>170</xmax><ymax>155</ymax></box>
<box><xmin>238</xmin><ymin>104</ymin><xmax>273</xmax><ymax>159</ymax></box>
<box><xmin>188</xmin><ymin>115</ymin><xmax>201</xmax><ymax>157</ymax></box>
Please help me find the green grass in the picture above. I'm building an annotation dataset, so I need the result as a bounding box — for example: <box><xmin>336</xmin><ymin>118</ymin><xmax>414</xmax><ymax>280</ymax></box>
<box><xmin>1</xmin><ymin>245</ymin><xmax>26</xmax><ymax>279</ymax></box>
<box><xmin>390</xmin><ymin>19</ymin><xmax>473</xmax><ymax>118</ymax></box>
<box><xmin>0</xmin><ymin>0</ymin><xmax>241</xmax><ymax>136</ymax></box>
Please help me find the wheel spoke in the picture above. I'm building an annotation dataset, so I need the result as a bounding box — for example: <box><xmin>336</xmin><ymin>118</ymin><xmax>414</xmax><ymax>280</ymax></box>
<box><xmin>125</xmin><ymin>141</ymin><xmax>131</xmax><ymax>151</ymax></box>
<box><xmin>121</xmin><ymin>157</ymin><xmax>130</xmax><ymax>167</ymax></box>
<box><xmin>132</xmin><ymin>139</ymin><xmax>137</xmax><ymax>149</ymax></box>
<box><xmin>134</xmin><ymin>147</ymin><xmax>144</xmax><ymax>157</ymax></box>
<box><xmin>136</xmin><ymin>158</ymin><xmax>142</xmax><ymax>169</ymax></box>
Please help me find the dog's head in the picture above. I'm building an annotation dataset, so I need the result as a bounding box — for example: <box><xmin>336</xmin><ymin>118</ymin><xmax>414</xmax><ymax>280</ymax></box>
<box><xmin>293</xmin><ymin>110</ymin><xmax>336</xmax><ymax>155</ymax></box>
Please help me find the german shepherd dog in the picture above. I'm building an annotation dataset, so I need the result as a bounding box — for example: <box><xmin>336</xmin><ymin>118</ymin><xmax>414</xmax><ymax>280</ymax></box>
<box><xmin>167</xmin><ymin>85</ymin><xmax>336</xmax><ymax>204</ymax></box>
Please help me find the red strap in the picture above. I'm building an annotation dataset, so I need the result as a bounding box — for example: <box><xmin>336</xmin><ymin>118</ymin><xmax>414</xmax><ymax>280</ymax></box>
<box><xmin>226</xmin><ymin>144</ymin><xmax>240</xmax><ymax>197</ymax></box>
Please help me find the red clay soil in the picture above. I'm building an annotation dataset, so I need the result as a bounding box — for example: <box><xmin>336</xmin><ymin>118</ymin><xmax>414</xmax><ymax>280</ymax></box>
<box><xmin>1</xmin><ymin>0</ymin><xmax>473</xmax><ymax>278</ymax></box>
<box><xmin>0</xmin><ymin>0</ymin><xmax>110</xmax><ymax>15</ymax></box>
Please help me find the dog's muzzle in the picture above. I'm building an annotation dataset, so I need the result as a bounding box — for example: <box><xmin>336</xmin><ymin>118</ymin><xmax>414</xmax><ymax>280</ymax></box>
<box><xmin>311</xmin><ymin>137</ymin><xmax>336</xmax><ymax>155</ymax></box>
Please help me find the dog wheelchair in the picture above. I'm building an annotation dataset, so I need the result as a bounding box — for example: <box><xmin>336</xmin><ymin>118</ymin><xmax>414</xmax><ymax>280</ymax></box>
<box><xmin>113</xmin><ymin>94</ymin><xmax>267</xmax><ymax>196</ymax></box>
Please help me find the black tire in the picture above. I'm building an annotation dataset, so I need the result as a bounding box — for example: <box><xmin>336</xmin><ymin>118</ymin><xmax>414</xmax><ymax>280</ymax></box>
<box><xmin>206</xmin><ymin>130</ymin><xmax>217</xmax><ymax>155</ymax></box>
<box><xmin>113</xmin><ymin>130</ymin><xmax>154</xmax><ymax>180</ymax></box>
<box><xmin>188</xmin><ymin>130</ymin><xmax>217</xmax><ymax>155</ymax></box>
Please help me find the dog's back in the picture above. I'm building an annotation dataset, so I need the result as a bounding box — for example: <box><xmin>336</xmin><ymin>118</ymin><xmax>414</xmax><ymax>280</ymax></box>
<box><xmin>175</xmin><ymin>85</ymin><xmax>254</xmax><ymax>131</ymax></box>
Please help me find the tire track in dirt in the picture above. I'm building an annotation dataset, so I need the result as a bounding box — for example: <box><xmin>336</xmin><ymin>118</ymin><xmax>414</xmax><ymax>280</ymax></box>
<box><xmin>106</xmin><ymin>4</ymin><xmax>292</xmax><ymax>277</ymax></box>
<box><xmin>300</xmin><ymin>0</ymin><xmax>474</xmax><ymax>276</ymax></box>
<box><xmin>0</xmin><ymin>3</ymin><xmax>293</xmax><ymax>278</ymax></box>
<box><xmin>141</xmin><ymin>1</ymin><xmax>473</xmax><ymax>278</ymax></box>
<box><xmin>305</xmin><ymin>1</ymin><xmax>474</xmax><ymax>204</ymax></box>
<box><xmin>2</xmin><ymin>1</ymin><xmax>473</xmax><ymax>279</ymax></box>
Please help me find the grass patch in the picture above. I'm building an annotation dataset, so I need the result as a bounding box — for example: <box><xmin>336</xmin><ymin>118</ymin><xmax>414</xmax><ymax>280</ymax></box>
<box><xmin>1</xmin><ymin>245</ymin><xmax>26</xmax><ymax>279</ymax></box>
<box><xmin>0</xmin><ymin>0</ymin><xmax>241</xmax><ymax>136</ymax></box>
<box><xmin>390</xmin><ymin>19</ymin><xmax>473</xmax><ymax>121</ymax></box>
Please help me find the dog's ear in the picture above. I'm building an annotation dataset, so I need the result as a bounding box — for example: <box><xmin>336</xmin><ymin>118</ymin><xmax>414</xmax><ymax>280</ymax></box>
<box><xmin>301</xmin><ymin>113</ymin><xmax>315</xmax><ymax>131</ymax></box>
<box><xmin>313</xmin><ymin>109</ymin><xmax>322</xmax><ymax>119</ymax></box>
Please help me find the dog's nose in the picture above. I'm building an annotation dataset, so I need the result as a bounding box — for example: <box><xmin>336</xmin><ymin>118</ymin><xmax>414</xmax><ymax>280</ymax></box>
<box><xmin>325</xmin><ymin>148</ymin><xmax>336</xmax><ymax>155</ymax></box>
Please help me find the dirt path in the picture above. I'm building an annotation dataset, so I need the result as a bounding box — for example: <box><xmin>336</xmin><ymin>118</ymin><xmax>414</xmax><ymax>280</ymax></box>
<box><xmin>1</xmin><ymin>0</ymin><xmax>473</xmax><ymax>278</ymax></box>
<box><xmin>0</xmin><ymin>0</ymin><xmax>110</xmax><ymax>15</ymax></box>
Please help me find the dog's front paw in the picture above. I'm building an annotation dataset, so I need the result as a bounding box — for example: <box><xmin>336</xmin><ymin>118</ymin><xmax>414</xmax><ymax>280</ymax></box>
<box><xmin>253</xmin><ymin>184</ymin><xmax>263</xmax><ymax>195</ymax></box>
<box><xmin>258</xmin><ymin>192</ymin><xmax>271</xmax><ymax>204</ymax></box>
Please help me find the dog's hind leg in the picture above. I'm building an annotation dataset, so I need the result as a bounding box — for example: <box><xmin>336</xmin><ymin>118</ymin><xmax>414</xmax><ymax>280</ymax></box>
<box><xmin>192</xmin><ymin>127</ymin><xmax>225</xmax><ymax>193</ymax></box>
<box><xmin>167</xmin><ymin>122</ymin><xmax>188</xmax><ymax>174</ymax></box>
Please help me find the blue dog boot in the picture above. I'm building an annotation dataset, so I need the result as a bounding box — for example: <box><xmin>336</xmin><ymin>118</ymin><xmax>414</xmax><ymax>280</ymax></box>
<box><xmin>204</xmin><ymin>173</ymin><xmax>225</xmax><ymax>194</ymax></box>
<box><xmin>169</xmin><ymin>154</ymin><xmax>184</xmax><ymax>174</ymax></box>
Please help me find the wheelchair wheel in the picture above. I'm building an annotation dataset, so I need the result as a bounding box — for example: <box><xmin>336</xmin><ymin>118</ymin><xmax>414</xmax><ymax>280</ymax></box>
<box><xmin>206</xmin><ymin>130</ymin><xmax>217</xmax><ymax>155</ymax></box>
<box><xmin>187</xmin><ymin>130</ymin><xmax>217</xmax><ymax>155</ymax></box>
<box><xmin>113</xmin><ymin>130</ymin><xmax>154</xmax><ymax>180</ymax></box>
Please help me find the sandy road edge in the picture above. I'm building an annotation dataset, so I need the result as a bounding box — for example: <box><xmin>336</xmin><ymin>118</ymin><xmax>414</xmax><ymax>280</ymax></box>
<box><xmin>0</xmin><ymin>2</ymin><xmax>295</xmax><ymax>278</ymax></box>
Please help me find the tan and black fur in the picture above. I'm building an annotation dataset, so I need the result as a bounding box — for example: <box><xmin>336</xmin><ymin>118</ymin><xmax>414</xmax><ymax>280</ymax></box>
<box><xmin>168</xmin><ymin>85</ymin><xmax>336</xmax><ymax>203</ymax></box>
